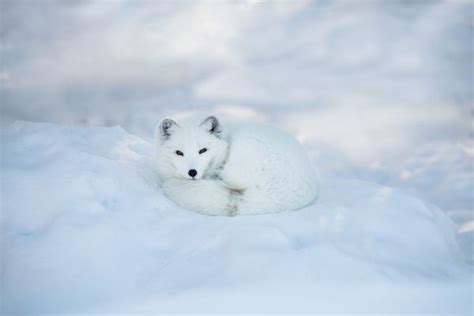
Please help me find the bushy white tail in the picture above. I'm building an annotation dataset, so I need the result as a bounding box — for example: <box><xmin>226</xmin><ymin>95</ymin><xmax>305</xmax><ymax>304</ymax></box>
<box><xmin>162</xmin><ymin>178</ymin><xmax>236</xmax><ymax>216</ymax></box>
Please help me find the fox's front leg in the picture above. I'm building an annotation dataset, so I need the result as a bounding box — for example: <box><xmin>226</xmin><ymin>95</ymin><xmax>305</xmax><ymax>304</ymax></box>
<box><xmin>162</xmin><ymin>178</ymin><xmax>238</xmax><ymax>216</ymax></box>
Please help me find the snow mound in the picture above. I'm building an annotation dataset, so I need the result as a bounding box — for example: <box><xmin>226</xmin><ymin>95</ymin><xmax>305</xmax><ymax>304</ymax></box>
<box><xmin>1</xmin><ymin>122</ymin><xmax>471</xmax><ymax>314</ymax></box>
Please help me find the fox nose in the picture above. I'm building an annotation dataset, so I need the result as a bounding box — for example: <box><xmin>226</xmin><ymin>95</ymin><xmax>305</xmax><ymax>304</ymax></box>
<box><xmin>188</xmin><ymin>169</ymin><xmax>197</xmax><ymax>178</ymax></box>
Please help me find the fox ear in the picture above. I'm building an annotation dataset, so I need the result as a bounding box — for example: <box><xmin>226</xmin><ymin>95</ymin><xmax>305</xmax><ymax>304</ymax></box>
<box><xmin>200</xmin><ymin>116</ymin><xmax>221</xmax><ymax>138</ymax></box>
<box><xmin>159</xmin><ymin>118</ymin><xmax>178</xmax><ymax>141</ymax></box>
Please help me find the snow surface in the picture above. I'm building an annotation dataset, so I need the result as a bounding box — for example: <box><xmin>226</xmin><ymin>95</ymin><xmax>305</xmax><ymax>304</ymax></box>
<box><xmin>1</xmin><ymin>0</ymin><xmax>473</xmax><ymax>313</ymax></box>
<box><xmin>1</xmin><ymin>121</ymin><xmax>472</xmax><ymax>314</ymax></box>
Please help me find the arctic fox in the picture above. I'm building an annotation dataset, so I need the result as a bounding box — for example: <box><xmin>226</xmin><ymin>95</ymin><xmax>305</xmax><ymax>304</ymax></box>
<box><xmin>154</xmin><ymin>115</ymin><xmax>319</xmax><ymax>216</ymax></box>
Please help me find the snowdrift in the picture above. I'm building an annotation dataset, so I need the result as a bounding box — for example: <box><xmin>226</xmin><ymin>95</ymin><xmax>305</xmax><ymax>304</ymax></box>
<box><xmin>1</xmin><ymin>122</ymin><xmax>472</xmax><ymax>314</ymax></box>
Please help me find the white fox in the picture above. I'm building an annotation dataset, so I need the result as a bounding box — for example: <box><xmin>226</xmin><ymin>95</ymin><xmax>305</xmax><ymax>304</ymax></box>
<box><xmin>154</xmin><ymin>115</ymin><xmax>319</xmax><ymax>216</ymax></box>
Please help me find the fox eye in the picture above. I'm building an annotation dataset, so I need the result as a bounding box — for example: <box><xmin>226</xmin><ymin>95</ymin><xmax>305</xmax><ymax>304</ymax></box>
<box><xmin>175</xmin><ymin>150</ymin><xmax>184</xmax><ymax>156</ymax></box>
<box><xmin>199</xmin><ymin>148</ymin><xmax>207</xmax><ymax>154</ymax></box>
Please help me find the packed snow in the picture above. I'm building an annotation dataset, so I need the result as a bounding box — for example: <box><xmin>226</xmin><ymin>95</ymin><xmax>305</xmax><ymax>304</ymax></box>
<box><xmin>1</xmin><ymin>121</ymin><xmax>471</xmax><ymax>314</ymax></box>
<box><xmin>1</xmin><ymin>0</ymin><xmax>473</xmax><ymax>314</ymax></box>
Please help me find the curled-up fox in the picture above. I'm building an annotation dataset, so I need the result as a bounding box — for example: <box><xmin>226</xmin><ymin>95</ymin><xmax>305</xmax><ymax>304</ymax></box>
<box><xmin>155</xmin><ymin>115</ymin><xmax>319</xmax><ymax>216</ymax></box>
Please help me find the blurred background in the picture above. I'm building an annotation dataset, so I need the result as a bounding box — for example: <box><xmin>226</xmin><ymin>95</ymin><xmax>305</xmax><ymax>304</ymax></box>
<box><xmin>1</xmin><ymin>0</ymin><xmax>472</xmax><ymax>230</ymax></box>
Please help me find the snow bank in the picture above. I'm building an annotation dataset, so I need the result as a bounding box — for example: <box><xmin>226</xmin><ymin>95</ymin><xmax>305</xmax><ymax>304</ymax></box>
<box><xmin>1</xmin><ymin>122</ymin><xmax>471</xmax><ymax>314</ymax></box>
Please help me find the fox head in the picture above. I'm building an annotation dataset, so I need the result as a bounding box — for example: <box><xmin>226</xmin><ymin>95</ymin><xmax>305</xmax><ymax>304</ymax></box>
<box><xmin>155</xmin><ymin>115</ymin><xmax>229</xmax><ymax>180</ymax></box>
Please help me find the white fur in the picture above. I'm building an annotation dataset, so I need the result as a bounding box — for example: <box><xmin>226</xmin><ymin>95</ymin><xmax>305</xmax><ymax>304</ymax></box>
<box><xmin>154</xmin><ymin>115</ymin><xmax>319</xmax><ymax>216</ymax></box>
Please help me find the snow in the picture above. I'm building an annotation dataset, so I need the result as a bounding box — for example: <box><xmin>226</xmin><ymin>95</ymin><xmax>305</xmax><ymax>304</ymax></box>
<box><xmin>1</xmin><ymin>0</ymin><xmax>473</xmax><ymax>313</ymax></box>
<box><xmin>1</xmin><ymin>121</ymin><xmax>472</xmax><ymax>314</ymax></box>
